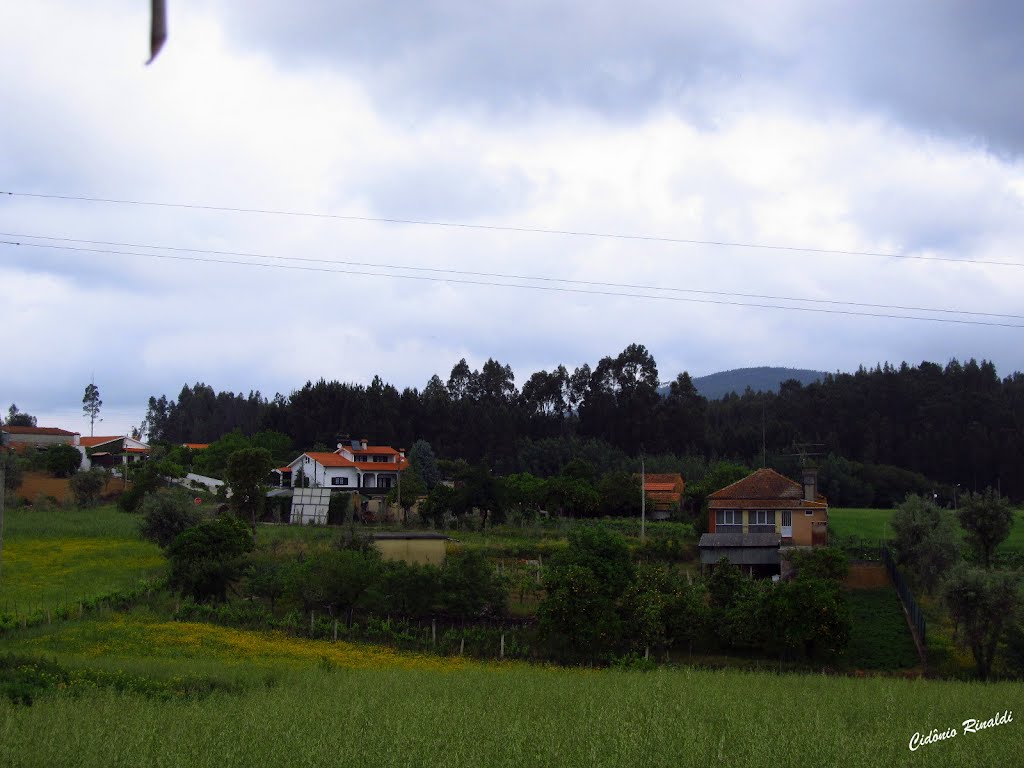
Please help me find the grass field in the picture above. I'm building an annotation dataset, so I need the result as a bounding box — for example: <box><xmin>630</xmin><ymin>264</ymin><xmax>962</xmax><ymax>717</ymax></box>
<box><xmin>1</xmin><ymin>613</ymin><xmax>1021</xmax><ymax>767</ymax></box>
<box><xmin>844</xmin><ymin>589</ymin><xmax>920</xmax><ymax>670</ymax></box>
<box><xmin>1</xmin><ymin>504</ymin><xmax>1021</xmax><ymax>766</ymax></box>
<box><xmin>829</xmin><ymin>507</ymin><xmax>1024</xmax><ymax>555</ymax></box>
<box><xmin>0</xmin><ymin>506</ymin><xmax>165</xmax><ymax>615</ymax></box>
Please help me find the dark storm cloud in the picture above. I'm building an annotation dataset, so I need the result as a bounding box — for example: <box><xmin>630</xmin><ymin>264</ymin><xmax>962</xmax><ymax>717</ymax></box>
<box><xmin>214</xmin><ymin>0</ymin><xmax>1024</xmax><ymax>154</ymax></box>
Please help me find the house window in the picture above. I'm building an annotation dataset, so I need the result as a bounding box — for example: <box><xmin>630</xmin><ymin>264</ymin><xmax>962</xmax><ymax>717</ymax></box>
<box><xmin>715</xmin><ymin>510</ymin><xmax>742</xmax><ymax>530</ymax></box>
<box><xmin>373</xmin><ymin>455</ymin><xmax>387</xmax><ymax>463</ymax></box>
<box><xmin>331</xmin><ymin>477</ymin><xmax>349</xmax><ymax>487</ymax></box>
<box><xmin>805</xmin><ymin>510</ymin><xmax>814</xmax><ymax>516</ymax></box>
<box><xmin>748</xmin><ymin>509</ymin><xmax>775</xmax><ymax>533</ymax></box>
<box><xmin>304</xmin><ymin>456</ymin><xmax>310</xmax><ymax>464</ymax></box>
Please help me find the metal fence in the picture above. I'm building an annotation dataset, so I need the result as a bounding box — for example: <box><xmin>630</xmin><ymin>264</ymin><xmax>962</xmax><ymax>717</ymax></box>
<box><xmin>881</xmin><ymin>546</ymin><xmax>926</xmax><ymax>652</ymax></box>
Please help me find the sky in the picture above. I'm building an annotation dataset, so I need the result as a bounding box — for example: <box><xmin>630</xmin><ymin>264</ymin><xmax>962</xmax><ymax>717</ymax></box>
<box><xmin>2</xmin><ymin>1</ymin><xmax>1023</xmax><ymax>438</ymax></box>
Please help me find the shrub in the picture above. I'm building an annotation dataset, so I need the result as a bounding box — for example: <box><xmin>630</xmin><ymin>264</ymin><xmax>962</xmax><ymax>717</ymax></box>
<box><xmin>45</xmin><ymin>444</ymin><xmax>82</xmax><ymax>478</ymax></box>
<box><xmin>167</xmin><ymin>514</ymin><xmax>254</xmax><ymax>602</ymax></box>
<box><xmin>69</xmin><ymin>467</ymin><xmax>107</xmax><ymax>507</ymax></box>
<box><xmin>140</xmin><ymin>488</ymin><xmax>204</xmax><ymax>549</ymax></box>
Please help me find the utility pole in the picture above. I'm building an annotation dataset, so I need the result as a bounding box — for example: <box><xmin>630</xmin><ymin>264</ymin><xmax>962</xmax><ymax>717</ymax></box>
<box><xmin>0</xmin><ymin>458</ymin><xmax>5</xmax><ymax>583</ymax></box>
<box><xmin>640</xmin><ymin>455</ymin><xmax>646</xmax><ymax>543</ymax></box>
<box><xmin>761</xmin><ymin>403</ymin><xmax>766</xmax><ymax>468</ymax></box>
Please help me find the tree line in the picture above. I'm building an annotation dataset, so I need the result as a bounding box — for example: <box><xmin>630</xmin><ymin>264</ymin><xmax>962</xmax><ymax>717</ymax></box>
<box><xmin>139</xmin><ymin>347</ymin><xmax>1024</xmax><ymax>501</ymax></box>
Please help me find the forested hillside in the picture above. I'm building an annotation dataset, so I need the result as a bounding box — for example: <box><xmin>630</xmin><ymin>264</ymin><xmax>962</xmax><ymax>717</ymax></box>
<box><xmin>687</xmin><ymin>367</ymin><xmax>827</xmax><ymax>399</ymax></box>
<box><xmin>142</xmin><ymin>347</ymin><xmax>1024</xmax><ymax>501</ymax></box>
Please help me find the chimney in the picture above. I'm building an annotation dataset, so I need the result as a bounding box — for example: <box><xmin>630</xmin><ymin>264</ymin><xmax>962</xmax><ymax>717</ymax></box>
<box><xmin>360</xmin><ymin>438</ymin><xmax>368</xmax><ymax>450</ymax></box>
<box><xmin>802</xmin><ymin>469</ymin><xmax>818</xmax><ymax>502</ymax></box>
<box><xmin>399</xmin><ymin>448</ymin><xmax>405</xmax><ymax>459</ymax></box>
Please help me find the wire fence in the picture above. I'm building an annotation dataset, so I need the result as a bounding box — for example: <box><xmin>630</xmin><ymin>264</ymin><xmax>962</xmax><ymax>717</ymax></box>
<box><xmin>881</xmin><ymin>546</ymin><xmax>926</xmax><ymax>653</ymax></box>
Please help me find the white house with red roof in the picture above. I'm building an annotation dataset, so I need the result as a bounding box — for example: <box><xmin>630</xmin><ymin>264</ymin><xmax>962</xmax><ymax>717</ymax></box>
<box><xmin>78</xmin><ymin>435</ymin><xmax>151</xmax><ymax>470</ymax></box>
<box><xmin>284</xmin><ymin>438</ymin><xmax>409</xmax><ymax>492</ymax></box>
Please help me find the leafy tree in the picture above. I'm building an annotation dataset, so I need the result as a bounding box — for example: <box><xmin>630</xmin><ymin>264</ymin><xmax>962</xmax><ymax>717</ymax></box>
<box><xmin>2</xmin><ymin>451</ymin><xmax>23</xmax><ymax>491</ymax></box>
<box><xmin>117</xmin><ymin>458</ymin><xmax>185</xmax><ymax>513</ymax></box>
<box><xmin>619</xmin><ymin>565</ymin><xmax>672</xmax><ymax>654</ymax></box>
<box><xmin>327</xmin><ymin>491</ymin><xmax>350</xmax><ymax>526</ymax></box>
<box><xmin>596</xmin><ymin>471</ymin><xmax>641</xmax><ymax>517</ymax></box>
<box><xmin>299</xmin><ymin>548</ymin><xmax>383</xmax><ymax>626</ymax></box>
<box><xmin>82</xmin><ymin>382</ymin><xmax>102</xmax><ymax>437</ymax></box>
<box><xmin>5</xmin><ymin>405</ymin><xmax>36</xmax><ymax>428</ymax></box>
<box><xmin>957</xmin><ymin>488</ymin><xmax>1015</xmax><ymax>567</ymax></box>
<box><xmin>408</xmin><ymin>440</ymin><xmax>440</xmax><ymax>489</ymax></box>
<box><xmin>943</xmin><ymin>565</ymin><xmax>1021</xmax><ymax>680</ymax></box>
<box><xmin>225</xmin><ymin>447</ymin><xmax>273</xmax><ymax>534</ymax></box>
<box><xmin>891</xmin><ymin>494</ymin><xmax>961</xmax><ymax>594</ymax></box>
<box><xmin>140</xmin><ymin>489</ymin><xmax>203</xmax><ymax>549</ymax></box>
<box><xmin>193</xmin><ymin>430</ymin><xmax>251</xmax><ymax>479</ymax></box>
<box><xmin>167</xmin><ymin>514</ymin><xmax>253</xmax><ymax>602</ymax></box>
<box><xmin>538</xmin><ymin>565</ymin><xmax>621</xmax><ymax>661</ymax></box>
<box><xmin>460</xmin><ymin>464</ymin><xmax>507</xmax><ymax>529</ymax></box>
<box><xmin>542</xmin><ymin>475</ymin><xmax>599</xmax><ymax>518</ymax></box>
<box><xmin>553</xmin><ymin>525</ymin><xmax>634</xmax><ymax>600</ymax></box>
<box><xmin>44</xmin><ymin>444</ymin><xmax>82</xmax><ymax>478</ymax></box>
<box><xmin>386</xmin><ymin>469</ymin><xmax>426</xmax><ymax>525</ymax></box>
<box><xmin>419</xmin><ymin>483</ymin><xmax>458</xmax><ymax>528</ymax></box>
<box><xmin>785</xmin><ymin>548</ymin><xmax>850</xmax><ymax>582</ymax></box>
<box><xmin>770</xmin><ymin>578</ymin><xmax>851</xmax><ymax>660</ymax></box>
<box><xmin>244</xmin><ymin>555</ymin><xmax>291</xmax><ymax>612</ymax></box>
<box><xmin>69</xmin><ymin>467</ymin><xmax>107</xmax><ymax>507</ymax></box>
<box><xmin>250</xmin><ymin>430</ymin><xmax>293</xmax><ymax>465</ymax></box>
<box><xmin>663</xmin><ymin>577</ymin><xmax>709</xmax><ymax>656</ymax></box>
<box><xmin>503</xmin><ymin>472</ymin><xmax>545</xmax><ymax>522</ymax></box>
<box><xmin>372</xmin><ymin>560</ymin><xmax>441</xmax><ymax>619</ymax></box>
<box><xmin>439</xmin><ymin>549</ymin><xmax>508</xmax><ymax>621</ymax></box>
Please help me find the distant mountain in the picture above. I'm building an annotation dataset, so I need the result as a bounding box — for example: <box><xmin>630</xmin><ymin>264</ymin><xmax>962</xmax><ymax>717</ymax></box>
<box><xmin>662</xmin><ymin>367</ymin><xmax>828</xmax><ymax>400</ymax></box>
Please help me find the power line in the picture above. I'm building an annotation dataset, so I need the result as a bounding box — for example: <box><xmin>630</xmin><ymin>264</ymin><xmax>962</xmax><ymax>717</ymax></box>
<box><xmin>2</xmin><ymin>238</ymin><xmax>1022</xmax><ymax>329</ymax></box>
<box><xmin>3</xmin><ymin>190</ymin><xmax>1021</xmax><ymax>268</ymax></box>
<box><xmin>3</xmin><ymin>231</ymin><xmax>1022</xmax><ymax>322</ymax></box>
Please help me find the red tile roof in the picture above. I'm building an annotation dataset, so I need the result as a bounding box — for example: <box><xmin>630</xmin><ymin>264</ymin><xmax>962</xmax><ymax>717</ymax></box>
<box><xmin>645</xmin><ymin>482</ymin><xmax>677</xmax><ymax>492</ymax></box>
<box><xmin>708</xmin><ymin>468</ymin><xmax>826</xmax><ymax>508</ymax></box>
<box><xmin>183</xmin><ymin>443</ymin><xmax>210</xmax><ymax>450</ymax></box>
<box><xmin>297</xmin><ymin>452</ymin><xmax>409</xmax><ymax>472</ymax></box>
<box><xmin>1</xmin><ymin>425</ymin><xmax>78</xmax><ymax>436</ymax></box>
<box><xmin>79</xmin><ymin>436</ymin><xmax>123</xmax><ymax>448</ymax></box>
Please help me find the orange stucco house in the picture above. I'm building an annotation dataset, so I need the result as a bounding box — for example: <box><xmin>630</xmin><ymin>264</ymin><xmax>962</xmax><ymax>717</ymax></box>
<box><xmin>700</xmin><ymin>468</ymin><xmax>828</xmax><ymax>575</ymax></box>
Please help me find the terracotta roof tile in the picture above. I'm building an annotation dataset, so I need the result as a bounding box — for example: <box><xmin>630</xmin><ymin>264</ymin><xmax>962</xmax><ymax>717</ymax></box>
<box><xmin>2</xmin><ymin>426</ymin><xmax>78</xmax><ymax>436</ymax></box>
<box><xmin>707</xmin><ymin>468</ymin><xmax>827</xmax><ymax>509</ymax></box>
<box><xmin>79</xmin><ymin>436</ymin><xmax>125</xmax><ymax>448</ymax></box>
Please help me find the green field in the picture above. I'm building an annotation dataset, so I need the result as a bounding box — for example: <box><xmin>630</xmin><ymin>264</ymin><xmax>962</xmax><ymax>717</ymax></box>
<box><xmin>0</xmin><ymin>506</ymin><xmax>165</xmax><ymax>615</ymax></box>
<box><xmin>844</xmin><ymin>589</ymin><xmax>920</xmax><ymax>670</ymax></box>
<box><xmin>1</xmin><ymin>505</ymin><xmax>1021</xmax><ymax>766</ymax></box>
<box><xmin>829</xmin><ymin>507</ymin><xmax>1024</xmax><ymax>554</ymax></box>
<box><xmin>1</xmin><ymin>618</ymin><xmax>1021</xmax><ymax>768</ymax></box>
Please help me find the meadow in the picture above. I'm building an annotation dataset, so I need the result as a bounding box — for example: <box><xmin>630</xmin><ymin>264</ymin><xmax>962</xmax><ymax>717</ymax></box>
<box><xmin>1</xmin><ymin>616</ymin><xmax>1020</xmax><ymax>768</ymax></box>
<box><xmin>829</xmin><ymin>507</ymin><xmax>1024</xmax><ymax>555</ymax></box>
<box><xmin>0</xmin><ymin>505</ymin><xmax>165</xmax><ymax>615</ymax></box>
<box><xmin>1</xmin><ymin>503</ymin><xmax>1021</xmax><ymax>766</ymax></box>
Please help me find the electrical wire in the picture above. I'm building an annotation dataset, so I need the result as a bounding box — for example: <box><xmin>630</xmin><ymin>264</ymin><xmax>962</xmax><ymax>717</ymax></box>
<box><xmin>2</xmin><ymin>232</ymin><xmax>1021</xmax><ymax>321</ymax></box>
<box><xmin>2</xmin><ymin>238</ymin><xmax>1021</xmax><ymax>328</ymax></box>
<box><xmin>3</xmin><ymin>190</ymin><xmax>1021</xmax><ymax>268</ymax></box>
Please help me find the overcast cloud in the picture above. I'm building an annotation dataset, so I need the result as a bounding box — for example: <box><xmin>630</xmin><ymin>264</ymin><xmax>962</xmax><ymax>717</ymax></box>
<box><xmin>1</xmin><ymin>1</ymin><xmax>1023</xmax><ymax>437</ymax></box>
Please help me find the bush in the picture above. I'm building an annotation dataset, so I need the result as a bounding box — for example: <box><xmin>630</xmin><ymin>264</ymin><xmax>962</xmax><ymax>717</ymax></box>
<box><xmin>167</xmin><ymin>514</ymin><xmax>254</xmax><ymax>602</ymax></box>
<box><xmin>45</xmin><ymin>444</ymin><xmax>82</xmax><ymax>478</ymax></box>
<box><xmin>140</xmin><ymin>489</ymin><xmax>204</xmax><ymax>549</ymax></box>
<box><xmin>2</xmin><ymin>451</ymin><xmax>23</xmax><ymax>491</ymax></box>
<box><xmin>69</xmin><ymin>468</ymin><xmax>107</xmax><ymax>507</ymax></box>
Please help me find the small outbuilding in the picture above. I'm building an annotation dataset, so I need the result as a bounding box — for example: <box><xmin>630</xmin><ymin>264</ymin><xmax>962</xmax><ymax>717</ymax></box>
<box><xmin>370</xmin><ymin>533</ymin><xmax>457</xmax><ymax>566</ymax></box>
<box><xmin>699</xmin><ymin>532</ymin><xmax>782</xmax><ymax>577</ymax></box>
